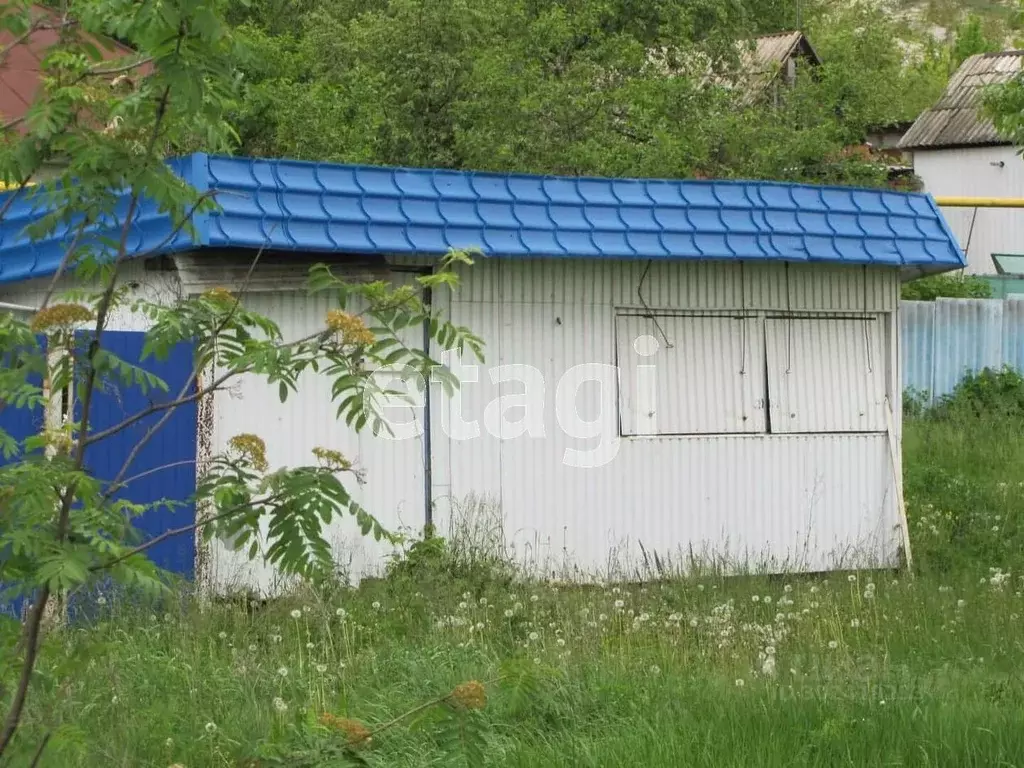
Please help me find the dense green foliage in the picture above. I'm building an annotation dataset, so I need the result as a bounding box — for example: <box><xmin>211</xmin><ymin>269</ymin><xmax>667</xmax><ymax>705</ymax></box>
<box><xmin>223</xmin><ymin>0</ymin><xmax>955</xmax><ymax>185</ymax></box>
<box><xmin>900</xmin><ymin>273</ymin><xmax>994</xmax><ymax>300</ymax></box>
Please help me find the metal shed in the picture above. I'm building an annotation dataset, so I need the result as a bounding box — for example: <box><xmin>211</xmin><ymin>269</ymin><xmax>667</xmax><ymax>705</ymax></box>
<box><xmin>0</xmin><ymin>154</ymin><xmax>965</xmax><ymax>590</ymax></box>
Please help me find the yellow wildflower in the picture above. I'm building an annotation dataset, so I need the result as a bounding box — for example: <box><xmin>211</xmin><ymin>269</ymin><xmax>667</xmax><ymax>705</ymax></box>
<box><xmin>202</xmin><ymin>287</ymin><xmax>234</xmax><ymax>303</ymax></box>
<box><xmin>451</xmin><ymin>680</ymin><xmax>487</xmax><ymax>710</ymax></box>
<box><xmin>325</xmin><ymin>310</ymin><xmax>375</xmax><ymax>347</ymax></box>
<box><xmin>228</xmin><ymin>433</ymin><xmax>269</xmax><ymax>472</ymax></box>
<box><xmin>29</xmin><ymin>303</ymin><xmax>94</xmax><ymax>332</ymax></box>
<box><xmin>312</xmin><ymin>446</ymin><xmax>352</xmax><ymax>471</ymax></box>
<box><xmin>319</xmin><ymin>713</ymin><xmax>372</xmax><ymax>746</ymax></box>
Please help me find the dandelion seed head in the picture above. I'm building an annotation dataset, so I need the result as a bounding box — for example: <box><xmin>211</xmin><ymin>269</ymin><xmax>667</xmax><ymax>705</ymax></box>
<box><xmin>290</xmin><ymin>609</ymin><xmax>302</xmax><ymax>620</ymax></box>
<box><xmin>273</xmin><ymin>697</ymin><xmax>288</xmax><ymax>713</ymax></box>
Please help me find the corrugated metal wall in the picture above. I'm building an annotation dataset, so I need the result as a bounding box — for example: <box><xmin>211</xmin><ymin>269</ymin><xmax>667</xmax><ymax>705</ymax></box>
<box><xmin>435</xmin><ymin>260</ymin><xmax>902</xmax><ymax>578</ymax></box>
<box><xmin>913</xmin><ymin>146</ymin><xmax>1024</xmax><ymax>275</ymax></box>
<box><xmin>901</xmin><ymin>298</ymin><xmax>1024</xmax><ymax>402</ymax></box>
<box><xmin>207</xmin><ymin>276</ymin><xmax>429</xmax><ymax>592</ymax></box>
<box><xmin>0</xmin><ymin>258</ymin><xmax>905</xmax><ymax>586</ymax></box>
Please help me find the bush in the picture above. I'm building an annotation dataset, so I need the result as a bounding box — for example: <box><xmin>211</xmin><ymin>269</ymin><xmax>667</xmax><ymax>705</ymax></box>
<box><xmin>928</xmin><ymin>367</ymin><xmax>1024</xmax><ymax>421</ymax></box>
<box><xmin>901</xmin><ymin>274</ymin><xmax>993</xmax><ymax>301</ymax></box>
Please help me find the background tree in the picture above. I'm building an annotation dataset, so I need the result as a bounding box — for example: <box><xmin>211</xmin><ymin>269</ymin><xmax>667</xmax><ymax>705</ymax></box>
<box><xmin>226</xmin><ymin>0</ymin><xmax>951</xmax><ymax>186</ymax></box>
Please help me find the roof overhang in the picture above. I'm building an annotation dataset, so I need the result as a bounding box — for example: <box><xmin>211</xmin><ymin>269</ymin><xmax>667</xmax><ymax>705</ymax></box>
<box><xmin>0</xmin><ymin>153</ymin><xmax>967</xmax><ymax>285</ymax></box>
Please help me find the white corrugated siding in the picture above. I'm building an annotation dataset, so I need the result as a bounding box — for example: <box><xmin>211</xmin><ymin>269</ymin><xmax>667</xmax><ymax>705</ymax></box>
<box><xmin>913</xmin><ymin>146</ymin><xmax>1024</xmax><ymax>275</ymax></box>
<box><xmin>616</xmin><ymin>313</ymin><xmax>766</xmax><ymax>434</ymax></box>
<box><xmin>209</xmin><ymin>277</ymin><xmax>428</xmax><ymax>592</ymax></box>
<box><xmin>0</xmin><ymin>260</ymin><xmax>180</xmax><ymax>332</ymax></box>
<box><xmin>436</xmin><ymin>259</ymin><xmax>902</xmax><ymax>577</ymax></box>
<box><xmin>765</xmin><ymin>317</ymin><xmax>887</xmax><ymax>433</ymax></box>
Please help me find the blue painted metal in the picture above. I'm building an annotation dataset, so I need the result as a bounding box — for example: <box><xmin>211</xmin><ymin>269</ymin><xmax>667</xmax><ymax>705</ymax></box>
<box><xmin>901</xmin><ymin>298</ymin><xmax>1024</xmax><ymax>402</ymax></box>
<box><xmin>0</xmin><ymin>335</ymin><xmax>46</xmax><ymax>620</ymax></box>
<box><xmin>78</xmin><ymin>331</ymin><xmax>198</xmax><ymax>578</ymax></box>
<box><xmin>0</xmin><ymin>153</ymin><xmax>966</xmax><ymax>284</ymax></box>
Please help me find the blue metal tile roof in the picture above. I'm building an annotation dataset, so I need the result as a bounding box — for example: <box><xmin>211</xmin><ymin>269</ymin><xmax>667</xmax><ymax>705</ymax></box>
<box><xmin>0</xmin><ymin>152</ymin><xmax>965</xmax><ymax>284</ymax></box>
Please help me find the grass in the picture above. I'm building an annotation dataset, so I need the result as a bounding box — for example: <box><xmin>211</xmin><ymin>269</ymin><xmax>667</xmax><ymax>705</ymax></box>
<box><xmin>5</xmin><ymin>411</ymin><xmax>1024</xmax><ymax>766</ymax></box>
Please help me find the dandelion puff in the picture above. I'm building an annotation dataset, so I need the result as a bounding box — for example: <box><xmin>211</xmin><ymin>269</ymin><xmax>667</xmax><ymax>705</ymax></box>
<box><xmin>763</xmin><ymin>596</ymin><xmax>772</xmax><ymax>604</ymax></box>
<box><xmin>783</xmin><ymin>584</ymin><xmax>793</xmax><ymax>593</ymax></box>
<box><xmin>479</xmin><ymin>597</ymin><xmax>488</xmax><ymax>606</ymax></box>
<box><xmin>650</xmin><ymin>664</ymin><xmax>661</xmax><ymax>675</ymax></box>
<box><xmin>697</xmin><ymin>584</ymin><xmax>705</xmax><ymax>591</ymax></box>
<box><xmin>600</xmin><ymin>614</ymin><xmax>609</xmax><ymax>622</ymax></box>
<box><xmin>529</xmin><ymin>631</ymin><xmax>539</xmax><ymax>641</ymax></box>
<box><xmin>277</xmin><ymin>666</ymin><xmax>289</xmax><ymax>678</ymax></box>
<box><xmin>504</xmin><ymin>609</ymin><xmax>514</xmax><ymax>618</ymax></box>
<box><xmin>533</xmin><ymin>657</ymin><xmax>541</xmax><ymax>665</ymax></box>
<box><xmin>205</xmin><ymin>722</ymin><xmax>217</xmax><ymax>734</ymax></box>
<box><xmin>614</xmin><ymin>599</ymin><xmax>625</xmax><ymax>609</ymax></box>
<box><xmin>97</xmin><ymin>596</ymin><xmax>107</xmax><ymax>606</ymax></box>
<box><xmin>530</xmin><ymin>594</ymin><xmax>539</xmax><ymax>603</ymax></box>
<box><xmin>271</xmin><ymin>634</ymin><xmax>282</xmax><ymax>644</ymax></box>
<box><xmin>734</xmin><ymin>678</ymin><xmax>745</xmax><ymax>688</ymax></box>
<box><xmin>810</xmin><ymin>586</ymin><xmax>819</xmax><ymax>594</ymax></box>
<box><xmin>218</xmin><ymin>631</ymin><xmax>227</xmax><ymax>640</ymax></box>
<box><xmin>751</xmin><ymin>595</ymin><xmax>760</xmax><ymax>603</ymax></box>
<box><xmin>458</xmin><ymin>602</ymin><xmax>468</xmax><ymax>610</ymax></box>
<box><xmin>336</xmin><ymin>608</ymin><xmax>347</xmax><ymax>618</ymax></box>
<box><xmin>372</xmin><ymin>601</ymin><xmax>381</xmax><ymax>610</ymax></box>
<box><xmin>828</xmin><ymin>640</ymin><xmax>839</xmax><ymax>650</ymax></box>
<box><xmin>850</xmin><ymin>618</ymin><xmax>861</xmax><ymax>628</ymax></box>
<box><xmin>847</xmin><ymin>574</ymin><xmax>857</xmax><ymax>583</ymax></box>
<box><xmin>273</xmin><ymin>697</ymin><xmax>288</xmax><ymax>713</ymax></box>
<box><xmin>957</xmin><ymin>599</ymin><xmax>966</xmax><ymax>608</ymax></box>
<box><xmin>316</xmin><ymin>663</ymin><xmax>328</xmax><ymax>674</ymax></box>
<box><xmin>463</xmin><ymin>592</ymin><xmax>471</xmax><ymax>600</ymax></box>
<box><xmin>248</xmin><ymin>644</ymin><xmax>257</xmax><ymax>652</ymax></box>
<box><xmin>863</xmin><ymin>589</ymin><xmax>875</xmax><ymax>600</ymax></box>
<box><xmin>761</xmin><ymin>656</ymin><xmax>776</xmax><ymax>677</ymax></box>
<box><xmin>557</xmin><ymin>638</ymin><xmax>566</xmax><ymax>647</ymax></box>
<box><xmin>475</xmin><ymin>622</ymin><xmax>484</xmax><ymax>630</ymax></box>
<box><xmin>689</xmin><ymin>618</ymin><xmax>699</xmax><ymax>628</ymax></box>
<box><xmin>165</xmin><ymin>738</ymin><xmax>174</xmax><ymax>748</ymax></box>
<box><xmin>290</xmin><ymin>609</ymin><xmax>302</xmax><ymax>620</ymax></box>
<box><xmin>306</xmin><ymin>642</ymin><xmax>315</xmax><ymax>650</ymax></box>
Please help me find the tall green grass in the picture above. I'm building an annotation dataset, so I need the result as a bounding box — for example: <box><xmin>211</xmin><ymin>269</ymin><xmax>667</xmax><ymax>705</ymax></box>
<box><xmin>4</xmin><ymin>407</ymin><xmax>1024</xmax><ymax>766</ymax></box>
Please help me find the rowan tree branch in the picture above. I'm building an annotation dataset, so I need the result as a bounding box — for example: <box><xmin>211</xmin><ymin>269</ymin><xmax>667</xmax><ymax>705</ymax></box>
<box><xmin>90</xmin><ymin>491</ymin><xmax>287</xmax><ymax>573</ymax></box>
<box><xmin>97</xmin><ymin>243</ymin><xmax>271</xmax><ymax>500</ymax></box>
<box><xmin>0</xmin><ymin>25</ymin><xmax>186</xmax><ymax>760</ymax></box>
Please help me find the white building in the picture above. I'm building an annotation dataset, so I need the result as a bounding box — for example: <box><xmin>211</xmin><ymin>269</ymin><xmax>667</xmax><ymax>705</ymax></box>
<box><xmin>901</xmin><ymin>51</ymin><xmax>1024</xmax><ymax>276</ymax></box>
<box><xmin>0</xmin><ymin>154</ymin><xmax>965</xmax><ymax>591</ymax></box>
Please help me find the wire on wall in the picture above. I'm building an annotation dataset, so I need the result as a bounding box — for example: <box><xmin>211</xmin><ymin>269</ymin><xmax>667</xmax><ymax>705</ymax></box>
<box><xmin>637</xmin><ymin>259</ymin><xmax>673</xmax><ymax>348</ymax></box>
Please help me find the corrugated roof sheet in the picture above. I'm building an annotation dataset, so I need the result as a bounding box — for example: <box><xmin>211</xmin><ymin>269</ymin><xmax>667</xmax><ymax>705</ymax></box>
<box><xmin>747</xmin><ymin>31</ymin><xmax>821</xmax><ymax>74</ymax></box>
<box><xmin>899</xmin><ymin>51</ymin><xmax>1023</xmax><ymax>150</ymax></box>
<box><xmin>0</xmin><ymin>153</ymin><xmax>965</xmax><ymax>284</ymax></box>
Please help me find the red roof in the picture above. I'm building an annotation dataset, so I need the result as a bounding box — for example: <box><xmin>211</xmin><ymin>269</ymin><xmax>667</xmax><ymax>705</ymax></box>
<box><xmin>0</xmin><ymin>4</ymin><xmax>140</xmax><ymax>131</ymax></box>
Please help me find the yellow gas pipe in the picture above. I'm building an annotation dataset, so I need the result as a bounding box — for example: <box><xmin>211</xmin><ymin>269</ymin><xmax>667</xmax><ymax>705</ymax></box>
<box><xmin>934</xmin><ymin>197</ymin><xmax>1024</xmax><ymax>208</ymax></box>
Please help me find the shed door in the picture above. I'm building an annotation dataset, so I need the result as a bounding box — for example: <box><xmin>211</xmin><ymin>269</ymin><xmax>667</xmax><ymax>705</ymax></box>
<box><xmin>765</xmin><ymin>317</ymin><xmax>887</xmax><ymax>433</ymax></box>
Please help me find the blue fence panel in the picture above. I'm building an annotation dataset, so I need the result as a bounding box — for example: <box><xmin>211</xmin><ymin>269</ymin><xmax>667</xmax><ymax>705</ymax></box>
<box><xmin>79</xmin><ymin>331</ymin><xmax>198</xmax><ymax>579</ymax></box>
<box><xmin>0</xmin><ymin>335</ymin><xmax>46</xmax><ymax>620</ymax></box>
